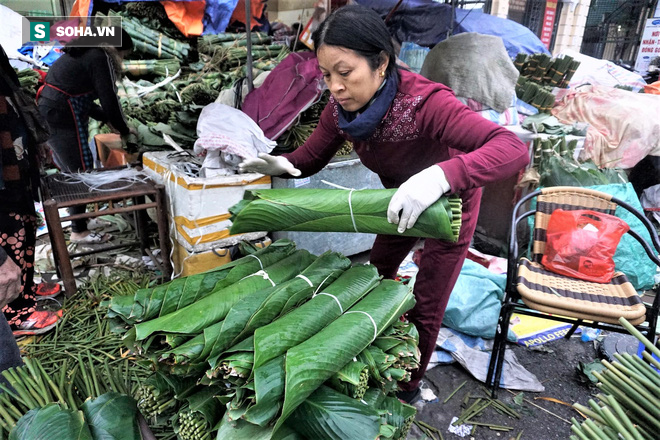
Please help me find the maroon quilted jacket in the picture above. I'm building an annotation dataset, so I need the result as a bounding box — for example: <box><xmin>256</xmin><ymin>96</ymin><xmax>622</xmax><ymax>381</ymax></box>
<box><xmin>283</xmin><ymin>69</ymin><xmax>529</xmax><ymax>193</ymax></box>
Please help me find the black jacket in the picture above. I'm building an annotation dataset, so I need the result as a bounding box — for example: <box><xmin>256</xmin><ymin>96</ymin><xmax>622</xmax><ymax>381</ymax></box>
<box><xmin>38</xmin><ymin>48</ymin><xmax>129</xmax><ymax>135</ymax></box>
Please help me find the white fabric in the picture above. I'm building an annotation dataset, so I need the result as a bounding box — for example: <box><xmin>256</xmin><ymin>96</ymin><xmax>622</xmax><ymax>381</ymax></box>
<box><xmin>238</xmin><ymin>153</ymin><xmax>301</xmax><ymax>177</ymax></box>
<box><xmin>560</xmin><ymin>49</ymin><xmax>646</xmax><ymax>92</ymax></box>
<box><xmin>194</xmin><ymin>103</ymin><xmax>276</xmax><ymax>176</ymax></box>
<box><xmin>387</xmin><ymin>165</ymin><xmax>451</xmax><ymax>233</ymax></box>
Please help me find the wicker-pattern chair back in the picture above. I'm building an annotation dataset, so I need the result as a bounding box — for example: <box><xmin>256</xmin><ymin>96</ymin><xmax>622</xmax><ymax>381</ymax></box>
<box><xmin>531</xmin><ymin>186</ymin><xmax>618</xmax><ymax>263</ymax></box>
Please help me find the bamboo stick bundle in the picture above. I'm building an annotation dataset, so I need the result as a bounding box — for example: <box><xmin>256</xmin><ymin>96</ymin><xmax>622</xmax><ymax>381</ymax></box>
<box><xmin>122</xmin><ymin>59</ymin><xmax>181</xmax><ymax>77</ymax></box>
<box><xmin>531</xmin><ymin>54</ymin><xmax>552</xmax><ymax>83</ymax></box>
<box><xmin>559</xmin><ymin>60</ymin><xmax>581</xmax><ymax>88</ymax></box>
<box><xmin>121</xmin><ymin>79</ymin><xmax>142</xmax><ymax>108</ymax></box>
<box><xmin>514</xmin><ymin>53</ymin><xmax>527</xmax><ymax>73</ymax></box>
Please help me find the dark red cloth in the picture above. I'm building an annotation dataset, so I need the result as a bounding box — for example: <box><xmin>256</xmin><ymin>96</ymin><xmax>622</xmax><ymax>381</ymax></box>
<box><xmin>283</xmin><ymin>68</ymin><xmax>529</xmax><ymax>390</ymax></box>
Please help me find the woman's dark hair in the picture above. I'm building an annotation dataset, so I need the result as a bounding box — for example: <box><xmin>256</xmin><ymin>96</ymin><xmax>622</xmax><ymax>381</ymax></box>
<box><xmin>312</xmin><ymin>5</ymin><xmax>397</xmax><ymax>75</ymax></box>
<box><xmin>64</xmin><ymin>28</ymin><xmax>133</xmax><ymax>57</ymax></box>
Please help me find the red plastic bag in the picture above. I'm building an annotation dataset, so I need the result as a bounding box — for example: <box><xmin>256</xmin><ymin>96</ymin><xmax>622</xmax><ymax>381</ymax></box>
<box><xmin>541</xmin><ymin>209</ymin><xmax>629</xmax><ymax>283</ymax></box>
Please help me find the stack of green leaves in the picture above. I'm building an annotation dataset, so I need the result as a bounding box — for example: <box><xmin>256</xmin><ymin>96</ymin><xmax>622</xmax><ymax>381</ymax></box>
<box><xmin>198</xmin><ymin>32</ymin><xmax>271</xmax><ymax>55</ymax></box>
<box><xmin>107</xmin><ymin>240</ymin><xmax>297</xmax><ymax>325</ymax></box>
<box><xmin>16</xmin><ymin>68</ymin><xmax>40</xmax><ymax>98</ymax></box>
<box><xmin>161</xmin><ymin>251</ymin><xmax>351</xmax><ymax>370</ymax></box>
<box><xmin>515</xmin><ymin>53</ymin><xmax>581</xmax><ymax>89</ymax></box>
<box><xmin>515</xmin><ymin>76</ymin><xmax>555</xmax><ymax>113</ymax></box>
<box><xmin>130</xmin><ymin>249</ymin><xmax>316</xmax><ymax>349</ymax></box>
<box><xmin>534</xmin><ymin>136</ymin><xmax>628</xmax><ymax>188</ymax></box>
<box><xmin>229</xmin><ymin>189</ymin><xmax>462</xmax><ymax>241</ymax></box>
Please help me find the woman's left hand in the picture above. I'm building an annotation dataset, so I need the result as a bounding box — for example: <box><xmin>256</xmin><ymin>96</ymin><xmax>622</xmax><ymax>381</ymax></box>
<box><xmin>387</xmin><ymin>165</ymin><xmax>451</xmax><ymax>233</ymax></box>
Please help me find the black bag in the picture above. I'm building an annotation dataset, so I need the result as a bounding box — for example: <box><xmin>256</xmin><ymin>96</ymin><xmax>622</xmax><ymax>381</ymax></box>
<box><xmin>0</xmin><ymin>69</ymin><xmax>50</xmax><ymax>144</ymax></box>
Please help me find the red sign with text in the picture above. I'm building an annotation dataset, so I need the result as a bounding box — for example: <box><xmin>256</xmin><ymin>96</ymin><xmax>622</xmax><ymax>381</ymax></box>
<box><xmin>540</xmin><ymin>0</ymin><xmax>558</xmax><ymax>49</ymax></box>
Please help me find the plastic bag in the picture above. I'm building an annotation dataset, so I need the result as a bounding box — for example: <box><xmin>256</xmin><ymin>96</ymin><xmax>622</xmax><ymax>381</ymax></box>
<box><xmin>542</xmin><ymin>209</ymin><xmax>629</xmax><ymax>283</ymax></box>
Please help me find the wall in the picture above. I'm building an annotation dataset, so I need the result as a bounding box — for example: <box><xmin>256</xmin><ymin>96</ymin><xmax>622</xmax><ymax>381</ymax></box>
<box><xmin>552</xmin><ymin>0</ymin><xmax>591</xmax><ymax>55</ymax></box>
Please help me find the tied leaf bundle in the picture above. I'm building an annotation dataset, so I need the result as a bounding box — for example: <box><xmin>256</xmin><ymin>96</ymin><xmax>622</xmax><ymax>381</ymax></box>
<box><xmin>274</xmin><ymin>280</ymin><xmax>416</xmax><ymax>432</ymax></box>
<box><xmin>229</xmin><ymin>189</ymin><xmax>462</xmax><ymax>241</ymax></box>
<box><xmin>132</xmin><ymin>249</ymin><xmax>316</xmax><ymax>342</ymax></box>
<box><xmin>162</xmin><ymin>251</ymin><xmax>351</xmax><ymax>368</ymax></box>
<box><xmin>107</xmin><ymin>240</ymin><xmax>296</xmax><ymax>325</ymax></box>
<box><xmin>365</xmin><ymin>389</ymin><xmax>417</xmax><ymax>440</ymax></box>
<box><xmin>327</xmin><ymin>360</ymin><xmax>370</xmax><ymax>400</ymax></box>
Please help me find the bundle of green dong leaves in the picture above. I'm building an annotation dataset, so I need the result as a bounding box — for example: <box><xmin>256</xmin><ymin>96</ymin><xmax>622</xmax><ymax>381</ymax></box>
<box><xmin>107</xmin><ymin>239</ymin><xmax>421</xmax><ymax>439</ymax></box>
<box><xmin>229</xmin><ymin>189</ymin><xmax>462</xmax><ymax>241</ymax></box>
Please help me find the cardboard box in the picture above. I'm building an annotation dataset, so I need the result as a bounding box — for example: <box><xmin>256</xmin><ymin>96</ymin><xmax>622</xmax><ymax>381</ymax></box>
<box><xmin>142</xmin><ymin>151</ymin><xmax>270</xmax><ymax>249</ymax></box>
<box><xmin>173</xmin><ymin>236</ymin><xmax>271</xmax><ymax>277</ymax></box>
<box><xmin>94</xmin><ymin>133</ymin><xmax>138</xmax><ymax>168</ymax></box>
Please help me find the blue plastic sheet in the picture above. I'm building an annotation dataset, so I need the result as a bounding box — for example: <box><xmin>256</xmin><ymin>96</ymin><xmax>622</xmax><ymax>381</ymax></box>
<box><xmin>442</xmin><ymin>259</ymin><xmax>507</xmax><ymax>339</ymax></box>
<box><xmin>356</xmin><ymin>0</ymin><xmax>548</xmax><ymax>57</ymax></box>
<box><xmin>203</xmin><ymin>0</ymin><xmax>240</xmax><ymax>35</ymax></box>
<box><xmin>455</xmin><ymin>9</ymin><xmax>549</xmax><ymax>58</ymax></box>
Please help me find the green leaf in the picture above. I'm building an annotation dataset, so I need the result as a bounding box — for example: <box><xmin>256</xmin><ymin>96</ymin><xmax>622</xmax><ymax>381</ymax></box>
<box><xmin>513</xmin><ymin>392</ymin><xmax>525</xmax><ymax>406</ymax></box>
<box><xmin>274</xmin><ymin>280</ymin><xmax>415</xmax><ymax>432</ymax></box>
<box><xmin>252</xmin><ymin>265</ymin><xmax>381</xmax><ymax>372</ymax></box>
<box><xmin>230</xmin><ymin>189</ymin><xmax>462</xmax><ymax>241</ymax></box>
<box><xmin>81</xmin><ymin>392</ymin><xmax>141</xmax><ymax>440</ymax></box>
<box><xmin>243</xmin><ymin>355</ymin><xmax>285</xmax><ymax>426</ymax></box>
<box><xmin>287</xmin><ymin>386</ymin><xmax>382</xmax><ymax>440</ymax></box>
<box><xmin>107</xmin><ymin>239</ymin><xmax>296</xmax><ymax>323</ymax></box>
<box><xmin>134</xmin><ymin>250</ymin><xmax>315</xmax><ymax>340</ymax></box>
<box><xmin>214</xmin><ymin>413</ymin><xmax>303</xmax><ymax>440</ymax></box>
<box><xmin>9</xmin><ymin>404</ymin><xmax>92</xmax><ymax>440</ymax></box>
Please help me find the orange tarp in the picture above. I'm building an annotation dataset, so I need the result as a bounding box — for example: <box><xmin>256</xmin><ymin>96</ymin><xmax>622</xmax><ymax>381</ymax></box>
<box><xmin>69</xmin><ymin>0</ymin><xmax>205</xmax><ymax>37</ymax></box>
<box><xmin>161</xmin><ymin>1</ymin><xmax>205</xmax><ymax>37</ymax></box>
<box><xmin>230</xmin><ymin>0</ymin><xmax>265</xmax><ymax>30</ymax></box>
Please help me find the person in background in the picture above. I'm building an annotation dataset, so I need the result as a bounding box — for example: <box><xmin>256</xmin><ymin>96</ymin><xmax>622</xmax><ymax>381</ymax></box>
<box><xmin>37</xmin><ymin>29</ymin><xmax>135</xmax><ymax>244</ymax></box>
<box><xmin>239</xmin><ymin>5</ymin><xmax>530</xmax><ymax>403</ymax></box>
<box><xmin>0</xmin><ymin>45</ymin><xmax>62</xmax><ymax>358</ymax></box>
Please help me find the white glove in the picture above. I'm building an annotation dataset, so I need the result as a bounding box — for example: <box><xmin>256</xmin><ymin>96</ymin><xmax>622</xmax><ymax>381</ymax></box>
<box><xmin>387</xmin><ymin>165</ymin><xmax>451</xmax><ymax>233</ymax></box>
<box><xmin>238</xmin><ymin>153</ymin><xmax>301</xmax><ymax>177</ymax></box>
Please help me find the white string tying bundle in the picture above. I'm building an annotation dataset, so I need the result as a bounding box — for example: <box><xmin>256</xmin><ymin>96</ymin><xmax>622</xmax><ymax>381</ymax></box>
<box><xmin>313</xmin><ymin>273</ymin><xmax>335</xmax><ymax>296</ymax></box>
<box><xmin>295</xmin><ymin>274</ymin><xmax>313</xmax><ymax>287</ymax></box>
<box><xmin>321</xmin><ymin>180</ymin><xmax>359</xmax><ymax>233</ymax></box>
<box><xmin>345</xmin><ymin>311</ymin><xmax>378</xmax><ymax>342</ymax></box>
<box><xmin>248</xmin><ymin>254</ymin><xmax>264</xmax><ymax>270</ymax></box>
<box><xmin>60</xmin><ymin>168</ymin><xmax>151</xmax><ymax>192</ymax></box>
<box><xmin>313</xmin><ymin>292</ymin><xmax>343</xmax><ymax>313</ymax></box>
<box><xmin>243</xmin><ymin>270</ymin><xmax>275</xmax><ymax>286</ymax></box>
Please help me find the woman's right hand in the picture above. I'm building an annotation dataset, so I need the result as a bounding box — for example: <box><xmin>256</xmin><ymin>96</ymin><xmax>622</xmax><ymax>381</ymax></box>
<box><xmin>239</xmin><ymin>153</ymin><xmax>301</xmax><ymax>177</ymax></box>
<box><xmin>0</xmin><ymin>258</ymin><xmax>21</xmax><ymax>309</ymax></box>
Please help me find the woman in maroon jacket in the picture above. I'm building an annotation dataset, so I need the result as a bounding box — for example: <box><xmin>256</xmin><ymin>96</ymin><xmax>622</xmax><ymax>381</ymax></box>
<box><xmin>240</xmin><ymin>5</ymin><xmax>530</xmax><ymax>403</ymax></box>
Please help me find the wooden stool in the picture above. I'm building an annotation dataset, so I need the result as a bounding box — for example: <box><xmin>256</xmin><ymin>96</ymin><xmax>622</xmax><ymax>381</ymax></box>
<box><xmin>41</xmin><ymin>171</ymin><xmax>171</xmax><ymax>296</ymax></box>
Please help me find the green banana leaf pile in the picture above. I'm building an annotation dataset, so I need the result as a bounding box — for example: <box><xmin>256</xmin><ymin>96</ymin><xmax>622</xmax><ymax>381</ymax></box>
<box><xmin>108</xmin><ymin>240</ymin><xmax>420</xmax><ymax>439</ymax></box>
<box><xmin>229</xmin><ymin>189</ymin><xmax>462</xmax><ymax>241</ymax></box>
<box><xmin>6</xmin><ymin>394</ymin><xmax>141</xmax><ymax>440</ymax></box>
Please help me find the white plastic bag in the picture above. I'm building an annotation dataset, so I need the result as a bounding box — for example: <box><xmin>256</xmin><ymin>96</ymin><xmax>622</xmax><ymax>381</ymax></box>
<box><xmin>193</xmin><ymin>103</ymin><xmax>276</xmax><ymax>175</ymax></box>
